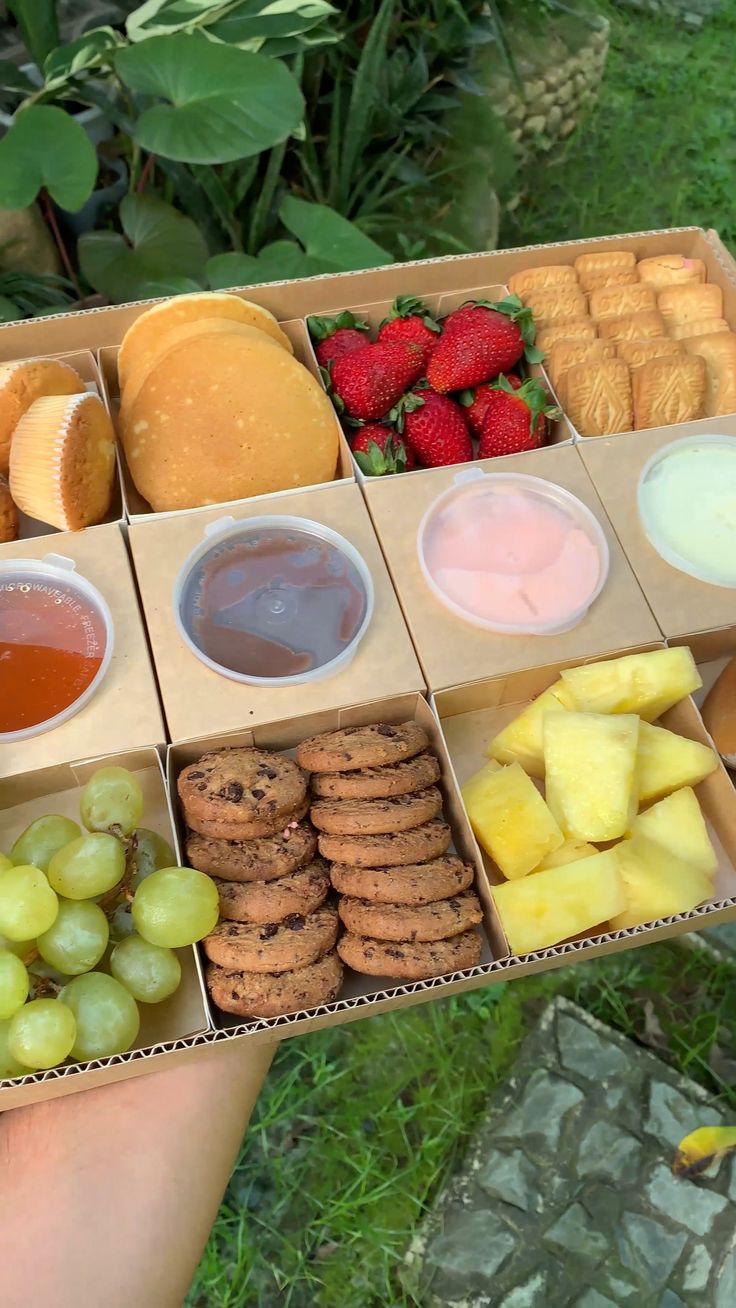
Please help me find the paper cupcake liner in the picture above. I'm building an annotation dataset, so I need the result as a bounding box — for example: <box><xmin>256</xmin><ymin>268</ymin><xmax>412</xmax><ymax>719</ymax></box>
<box><xmin>9</xmin><ymin>393</ymin><xmax>112</xmax><ymax>532</ymax></box>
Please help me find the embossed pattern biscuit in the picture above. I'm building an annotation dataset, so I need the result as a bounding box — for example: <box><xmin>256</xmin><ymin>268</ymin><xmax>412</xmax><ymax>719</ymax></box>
<box><xmin>578</xmin><ymin>269</ymin><xmax>637</xmax><ymax>294</ymax></box>
<box><xmin>507</xmin><ymin>265</ymin><xmax>578</xmax><ymax>296</ymax></box>
<box><xmin>214</xmin><ymin>860</ymin><xmax>330</xmax><ymax>924</ymax></box>
<box><xmin>522</xmin><ymin>286</ymin><xmax>587</xmax><ymax>326</ymax></box>
<box><xmin>616</xmin><ymin>338</ymin><xmax>682</xmax><ymax>368</ymax></box>
<box><xmin>547</xmin><ymin>340</ymin><xmax>616</xmax><ymax>399</ymax></box>
<box><xmin>597</xmin><ymin>310</ymin><xmax>666</xmax><ymax>343</ymax></box>
<box><xmin>318</xmin><ymin>819</ymin><xmax>452</xmax><ymax>868</ymax></box>
<box><xmin>310</xmin><ymin>787</ymin><xmax>443</xmax><ymax>836</ymax></box>
<box><xmin>683</xmin><ymin>331</ymin><xmax>736</xmax><ymax>416</ymax></box>
<box><xmin>310</xmin><ymin>753</ymin><xmax>441</xmax><ymax>800</ymax></box>
<box><xmin>329</xmin><ymin>856</ymin><xmax>475</xmax><ymax>904</ymax></box>
<box><xmin>178</xmin><ymin>748</ymin><xmax>307</xmax><ymax>832</ymax></box>
<box><xmin>202</xmin><ymin>904</ymin><xmax>338</xmax><ymax>973</ymax></box>
<box><xmin>186</xmin><ymin>821</ymin><xmax>317</xmax><ymax>882</ymax></box>
<box><xmin>297</xmin><ymin>722</ymin><xmax>429</xmax><ymax>773</ymax></box>
<box><xmin>636</xmin><ymin>254</ymin><xmax>705</xmax><ymax>292</ymax></box>
<box><xmin>589</xmin><ymin>283</ymin><xmax>656</xmax><ymax>322</ymax></box>
<box><xmin>337</xmin><ymin>929</ymin><xmax>482</xmax><ymax>980</ymax></box>
<box><xmin>186</xmin><ymin>797</ymin><xmax>310</xmax><ymax>842</ymax></box>
<box><xmin>338</xmin><ymin>891</ymin><xmax>483</xmax><ymax>943</ymax></box>
<box><xmin>206</xmin><ymin>951</ymin><xmax>343</xmax><ymax>1019</ymax></box>
<box><xmin>537</xmin><ymin>319</ymin><xmax>597</xmax><ymax>353</ymax></box>
<box><xmin>632</xmin><ymin>354</ymin><xmax>706</xmax><ymax>429</ymax></box>
<box><xmin>658</xmin><ymin>282</ymin><xmax>723</xmax><ymax>326</ymax></box>
<box><xmin>671</xmin><ymin>316</ymin><xmax>729</xmax><ymax>341</ymax></box>
<box><xmin>574</xmin><ymin>250</ymin><xmax>636</xmax><ymax>278</ymax></box>
<box><xmin>564</xmin><ymin>358</ymin><xmax>633</xmax><ymax>436</ymax></box>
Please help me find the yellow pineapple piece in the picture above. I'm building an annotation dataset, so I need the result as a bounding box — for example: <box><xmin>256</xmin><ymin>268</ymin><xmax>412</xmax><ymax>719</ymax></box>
<box><xmin>534</xmin><ymin>838</ymin><xmax>598</xmax><ymax>872</ymax></box>
<box><xmin>611</xmin><ymin>833</ymin><xmax>713</xmax><ymax>929</ymax></box>
<box><xmin>560</xmin><ymin>648</ymin><xmax>702</xmax><ymax>721</ymax></box>
<box><xmin>487</xmin><ymin>681</ymin><xmax>574</xmax><ymax>778</ymax></box>
<box><xmin>491</xmin><ymin>849</ymin><xmax>626</xmax><ymax>954</ymax></box>
<box><xmin>630</xmin><ymin>787</ymin><xmax>718</xmax><ymax>875</ymax></box>
<box><xmin>544</xmin><ymin>711</ymin><xmax>640</xmax><ymax>841</ymax></box>
<box><xmin>636</xmin><ymin>721</ymin><xmax>718</xmax><ymax>803</ymax></box>
<box><xmin>461</xmin><ymin>761</ymin><xmax>563</xmax><ymax>880</ymax></box>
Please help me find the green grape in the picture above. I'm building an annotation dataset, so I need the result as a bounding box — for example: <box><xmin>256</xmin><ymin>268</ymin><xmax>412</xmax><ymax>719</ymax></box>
<box><xmin>37</xmin><ymin>900</ymin><xmax>109</xmax><ymax>976</ymax></box>
<box><xmin>132</xmin><ymin>867</ymin><xmax>218</xmax><ymax>948</ymax></box>
<box><xmin>132</xmin><ymin>828</ymin><xmax>176</xmax><ymax>887</ymax></box>
<box><xmin>0</xmin><ymin>934</ymin><xmax>35</xmax><ymax>959</ymax></box>
<box><xmin>60</xmin><ymin>972</ymin><xmax>140</xmax><ymax>1060</ymax></box>
<box><xmin>109</xmin><ymin>903</ymin><xmax>134</xmax><ymax>943</ymax></box>
<box><xmin>47</xmin><ymin>833</ymin><xmax>125</xmax><ymax>900</ymax></box>
<box><xmin>0</xmin><ymin>865</ymin><xmax>58</xmax><ymax>940</ymax></box>
<box><xmin>0</xmin><ymin>1019</ymin><xmax>26</xmax><ymax>1079</ymax></box>
<box><xmin>0</xmin><ymin>852</ymin><xmax>13</xmax><ymax>874</ymax></box>
<box><xmin>9</xmin><ymin>999</ymin><xmax>76</xmax><ymax>1070</ymax></box>
<box><xmin>0</xmin><ymin>948</ymin><xmax>29</xmax><ymax>1019</ymax></box>
<box><xmin>110</xmin><ymin>934</ymin><xmax>181</xmax><ymax>1003</ymax></box>
<box><xmin>10</xmin><ymin>815</ymin><xmax>81</xmax><ymax>873</ymax></box>
<box><xmin>80</xmin><ymin>768</ymin><xmax>143</xmax><ymax>837</ymax></box>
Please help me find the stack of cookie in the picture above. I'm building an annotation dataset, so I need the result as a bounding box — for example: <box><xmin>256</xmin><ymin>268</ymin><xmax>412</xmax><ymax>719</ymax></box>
<box><xmin>296</xmin><ymin>722</ymin><xmax>484</xmax><ymax>982</ymax></box>
<box><xmin>178</xmin><ymin>746</ymin><xmax>343</xmax><ymax>1019</ymax></box>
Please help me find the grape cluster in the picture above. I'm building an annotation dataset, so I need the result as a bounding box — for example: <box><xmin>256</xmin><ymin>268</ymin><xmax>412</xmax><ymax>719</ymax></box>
<box><xmin>0</xmin><ymin>767</ymin><xmax>218</xmax><ymax>1079</ymax></box>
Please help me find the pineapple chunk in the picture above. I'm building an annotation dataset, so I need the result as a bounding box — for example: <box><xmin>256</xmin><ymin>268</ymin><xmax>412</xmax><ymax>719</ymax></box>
<box><xmin>492</xmin><ymin>849</ymin><xmax>626</xmax><ymax>954</ymax></box>
<box><xmin>630</xmin><ymin>787</ymin><xmax>718</xmax><ymax>875</ymax></box>
<box><xmin>534</xmin><ymin>838</ymin><xmax>598</xmax><ymax>872</ymax></box>
<box><xmin>461</xmin><ymin>761</ymin><xmax>563</xmax><ymax>880</ymax></box>
<box><xmin>488</xmin><ymin>681</ymin><xmax>574</xmax><ymax>778</ymax></box>
<box><xmin>611</xmin><ymin>833</ymin><xmax>713</xmax><ymax>930</ymax></box>
<box><xmin>637</xmin><ymin>721</ymin><xmax>718</xmax><ymax>803</ymax></box>
<box><xmin>544</xmin><ymin>712</ymin><xmax>640</xmax><ymax>841</ymax></box>
<box><xmin>560</xmin><ymin>648</ymin><xmax>702</xmax><ymax>721</ymax></box>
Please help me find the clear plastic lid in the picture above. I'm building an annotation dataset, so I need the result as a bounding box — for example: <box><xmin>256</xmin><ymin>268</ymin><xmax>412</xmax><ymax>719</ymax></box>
<box><xmin>417</xmin><ymin>468</ymin><xmax>609</xmax><ymax>635</ymax></box>
<box><xmin>638</xmin><ymin>434</ymin><xmax>736</xmax><ymax>589</ymax></box>
<box><xmin>0</xmin><ymin>554</ymin><xmax>114</xmax><ymax>742</ymax></box>
<box><xmin>173</xmin><ymin>516</ymin><xmax>375</xmax><ymax>687</ymax></box>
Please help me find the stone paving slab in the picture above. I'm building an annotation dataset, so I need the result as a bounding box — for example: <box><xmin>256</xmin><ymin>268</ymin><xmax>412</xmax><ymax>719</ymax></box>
<box><xmin>404</xmin><ymin>998</ymin><xmax>736</xmax><ymax>1307</ymax></box>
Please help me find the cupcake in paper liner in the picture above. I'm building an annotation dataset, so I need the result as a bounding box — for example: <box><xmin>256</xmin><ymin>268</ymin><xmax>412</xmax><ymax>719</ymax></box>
<box><xmin>0</xmin><ymin>356</ymin><xmax>85</xmax><ymax>477</ymax></box>
<box><xmin>9</xmin><ymin>392</ymin><xmax>116</xmax><ymax>531</ymax></box>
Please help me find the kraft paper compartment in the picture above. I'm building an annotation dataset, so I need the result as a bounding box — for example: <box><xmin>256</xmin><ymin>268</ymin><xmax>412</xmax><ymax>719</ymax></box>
<box><xmin>0</xmin><ymin>747</ymin><xmax>210</xmax><ymax>1109</ymax></box>
<box><xmin>96</xmin><ymin>319</ymin><xmax>354</xmax><ymax>525</ymax></box>
<box><xmin>0</xmin><ymin>522</ymin><xmax>165</xmax><ymax>779</ymax></box>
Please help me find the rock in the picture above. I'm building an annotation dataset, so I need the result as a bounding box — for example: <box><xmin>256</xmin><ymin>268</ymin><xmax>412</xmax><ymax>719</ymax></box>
<box><xmin>557</xmin><ymin>81</ymin><xmax>575</xmax><ymax>105</ymax></box>
<box><xmin>493</xmin><ymin>1068</ymin><xmax>584</xmax><ymax>1152</ymax></box>
<box><xmin>560</xmin><ymin>118</ymin><xmax>578</xmax><ymax>138</ymax></box>
<box><xmin>557</xmin><ymin>1013</ymin><xmax>633</xmax><ymax>1083</ymax></box>
<box><xmin>546</xmin><ymin>105</ymin><xmax>563</xmax><ymax>132</ymax></box>
<box><xmin>476</xmin><ymin>1149</ymin><xmax>539</xmax><ymax>1212</ymax></box>
<box><xmin>645</xmin><ymin>1163</ymin><xmax>728</xmax><ymax>1235</ymax></box>
<box><xmin>526</xmin><ymin>116</ymin><xmax>547</xmax><ymax>136</ymax></box>
<box><xmin>715</xmin><ymin>1245</ymin><xmax>736</xmax><ymax>1306</ymax></box>
<box><xmin>683</xmin><ymin>1243</ymin><xmax>712</xmax><ymax>1292</ymax></box>
<box><xmin>644</xmin><ymin>1079</ymin><xmax>724</xmax><ymax>1149</ymax></box>
<box><xmin>0</xmin><ymin>205</ymin><xmax>61</xmax><ymax>275</ymax></box>
<box><xmin>574</xmin><ymin>1293</ymin><xmax>618</xmax><ymax>1308</ymax></box>
<box><xmin>423</xmin><ymin>1208</ymin><xmax>516</xmax><ymax>1298</ymax></box>
<box><xmin>522</xmin><ymin>79</ymin><xmax>547</xmax><ymax>102</ymax></box>
<box><xmin>616</xmin><ymin>1213</ymin><xmax>688</xmax><ymax>1287</ymax></box>
<box><xmin>544</xmin><ymin>1201</ymin><xmax>610</xmax><ymax>1263</ymax></box>
<box><xmin>498</xmin><ymin>1271</ymin><xmax>548</xmax><ymax>1307</ymax></box>
<box><xmin>577</xmin><ymin>1122</ymin><xmax>641</xmax><ymax>1182</ymax></box>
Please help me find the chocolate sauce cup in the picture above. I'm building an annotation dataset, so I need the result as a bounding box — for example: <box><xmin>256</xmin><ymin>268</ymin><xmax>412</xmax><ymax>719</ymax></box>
<box><xmin>173</xmin><ymin>515</ymin><xmax>375</xmax><ymax>687</ymax></box>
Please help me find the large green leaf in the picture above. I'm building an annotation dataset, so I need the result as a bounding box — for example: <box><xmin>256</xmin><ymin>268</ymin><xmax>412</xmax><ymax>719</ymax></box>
<box><xmin>207</xmin><ymin>243</ymin><xmax>327</xmax><ymax>288</ymax></box>
<box><xmin>0</xmin><ymin>107</ymin><xmax>98</xmax><ymax>211</ymax></box>
<box><xmin>280</xmin><ymin>196</ymin><xmax>391</xmax><ymax>270</ymax></box>
<box><xmin>0</xmin><ymin>60</ymin><xmax>38</xmax><ymax>94</ymax></box>
<box><xmin>43</xmin><ymin>28</ymin><xmax>124</xmax><ymax>92</ymax></box>
<box><xmin>208</xmin><ymin>0</ymin><xmax>337</xmax><ymax>48</ymax></box>
<box><xmin>7</xmin><ymin>0</ymin><xmax>59</xmax><ymax>68</ymax></box>
<box><xmin>126</xmin><ymin>0</ymin><xmax>232</xmax><ymax>41</ymax></box>
<box><xmin>114</xmin><ymin>33</ymin><xmax>304</xmax><ymax>164</ymax></box>
<box><xmin>78</xmin><ymin>194</ymin><xmax>209</xmax><ymax>303</ymax></box>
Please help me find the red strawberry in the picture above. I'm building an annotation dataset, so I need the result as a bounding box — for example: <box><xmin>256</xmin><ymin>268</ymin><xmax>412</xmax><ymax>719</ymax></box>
<box><xmin>308</xmin><ymin>310</ymin><xmax>370</xmax><ymax>369</ymax></box>
<box><xmin>331</xmin><ymin>340</ymin><xmax>424</xmax><ymax>421</ymax></box>
<box><xmin>377</xmin><ymin>295</ymin><xmax>440</xmax><ymax>362</ymax></box>
<box><xmin>393</xmin><ymin>390</ymin><xmax>473</xmax><ymax>468</ymax></box>
<box><xmin>428</xmin><ymin>295</ymin><xmax>542</xmax><ymax>392</ymax></box>
<box><xmin>350</xmin><ymin>423</ymin><xmax>416</xmax><ymax>476</ymax></box>
<box><xmin>478</xmin><ymin>376</ymin><xmax>560</xmax><ymax>460</ymax></box>
<box><xmin>460</xmin><ymin>374</ymin><xmax>522</xmax><ymax>437</ymax></box>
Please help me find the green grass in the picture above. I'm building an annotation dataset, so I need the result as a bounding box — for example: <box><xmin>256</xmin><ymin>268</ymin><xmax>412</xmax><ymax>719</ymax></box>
<box><xmin>188</xmin><ymin>8</ymin><xmax>736</xmax><ymax>1303</ymax></box>
<box><xmin>502</xmin><ymin>1</ymin><xmax>736</xmax><ymax>248</ymax></box>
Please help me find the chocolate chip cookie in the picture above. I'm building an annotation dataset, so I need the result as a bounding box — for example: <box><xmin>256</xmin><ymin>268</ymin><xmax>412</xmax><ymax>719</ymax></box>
<box><xmin>296</xmin><ymin>722</ymin><xmax>429</xmax><ymax>774</ymax></box>
<box><xmin>202</xmin><ymin>904</ymin><xmax>338</xmax><ymax>973</ymax></box>
<box><xmin>310</xmin><ymin>753</ymin><xmax>441</xmax><ymax>800</ymax></box>
<box><xmin>186</xmin><ymin>821</ymin><xmax>317</xmax><ymax>882</ymax></box>
<box><xmin>206</xmin><ymin>950</ymin><xmax>344</xmax><ymax>1019</ymax></box>
<box><xmin>310</xmin><ymin>786</ymin><xmax>443</xmax><ymax>836</ymax></box>
<box><xmin>178</xmin><ymin>748</ymin><xmax>307</xmax><ymax>834</ymax></box>
<box><xmin>338</xmin><ymin>891</ymin><xmax>483</xmax><ymax>942</ymax></box>
<box><xmin>318</xmin><ymin>819</ymin><xmax>451</xmax><ymax>868</ymax></box>
<box><xmin>329</xmin><ymin>856</ymin><xmax>475</xmax><ymax>905</ymax></box>
<box><xmin>186</xmin><ymin>797</ymin><xmax>309</xmax><ymax>842</ymax></box>
<box><xmin>337</xmin><ymin>928</ymin><xmax>482</xmax><ymax>980</ymax></box>
<box><xmin>214</xmin><ymin>860</ymin><xmax>330</xmax><ymax>925</ymax></box>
